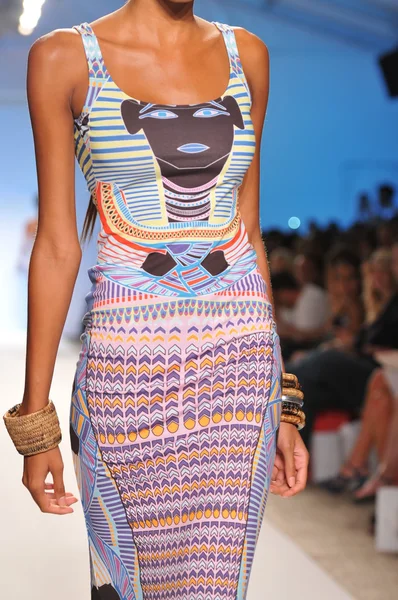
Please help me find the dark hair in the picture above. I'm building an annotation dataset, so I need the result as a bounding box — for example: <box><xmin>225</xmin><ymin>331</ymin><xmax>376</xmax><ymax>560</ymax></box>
<box><xmin>326</xmin><ymin>246</ymin><xmax>361</xmax><ymax>271</ymax></box>
<box><xmin>80</xmin><ymin>195</ymin><xmax>98</xmax><ymax>244</ymax></box>
<box><xmin>271</xmin><ymin>271</ymin><xmax>300</xmax><ymax>292</ymax></box>
<box><xmin>299</xmin><ymin>250</ymin><xmax>324</xmax><ymax>273</ymax></box>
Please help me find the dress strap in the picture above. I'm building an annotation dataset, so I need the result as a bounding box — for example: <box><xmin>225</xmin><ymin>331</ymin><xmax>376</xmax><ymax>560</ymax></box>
<box><xmin>73</xmin><ymin>23</ymin><xmax>109</xmax><ymax>111</ymax></box>
<box><xmin>212</xmin><ymin>22</ymin><xmax>252</xmax><ymax>103</ymax></box>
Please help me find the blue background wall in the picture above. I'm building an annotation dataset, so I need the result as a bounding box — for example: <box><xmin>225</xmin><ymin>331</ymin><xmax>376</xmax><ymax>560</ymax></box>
<box><xmin>0</xmin><ymin>0</ymin><xmax>397</xmax><ymax>334</ymax></box>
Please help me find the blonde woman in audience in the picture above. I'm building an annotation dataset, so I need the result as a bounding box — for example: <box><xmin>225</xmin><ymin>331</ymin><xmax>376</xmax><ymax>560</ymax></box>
<box><xmin>325</xmin><ymin>247</ymin><xmax>398</xmax><ymax>495</ymax></box>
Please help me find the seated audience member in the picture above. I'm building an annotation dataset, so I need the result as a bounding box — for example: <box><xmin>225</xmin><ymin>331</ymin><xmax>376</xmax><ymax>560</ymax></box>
<box><xmin>283</xmin><ymin>248</ymin><xmax>363</xmax><ymax>363</ymax></box>
<box><xmin>327</xmin><ymin>240</ymin><xmax>398</xmax><ymax>495</ymax></box>
<box><xmin>324</xmin><ymin>367</ymin><xmax>398</xmax><ymax>497</ymax></box>
<box><xmin>272</xmin><ymin>271</ymin><xmax>330</xmax><ymax>359</ymax></box>
<box><xmin>287</xmin><ymin>249</ymin><xmax>398</xmax><ymax>449</ymax></box>
<box><xmin>269</xmin><ymin>247</ymin><xmax>294</xmax><ymax>275</ymax></box>
<box><xmin>323</xmin><ymin>248</ymin><xmax>363</xmax><ymax>348</ymax></box>
<box><xmin>294</xmin><ymin>251</ymin><xmax>324</xmax><ymax>288</ymax></box>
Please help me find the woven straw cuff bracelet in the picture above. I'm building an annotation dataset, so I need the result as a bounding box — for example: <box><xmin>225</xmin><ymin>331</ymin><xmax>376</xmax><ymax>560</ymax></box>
<box><xmin>3</xmin><ymin>400</ymin><xmax>62</xmax><ymax>456</ymax></box>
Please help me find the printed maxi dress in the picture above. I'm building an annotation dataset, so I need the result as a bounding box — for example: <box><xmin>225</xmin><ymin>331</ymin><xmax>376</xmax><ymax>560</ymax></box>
<box><xmin>70</xmin><ymin>21</ymin><xmax>283</xmax><ymax>600</ymax></box>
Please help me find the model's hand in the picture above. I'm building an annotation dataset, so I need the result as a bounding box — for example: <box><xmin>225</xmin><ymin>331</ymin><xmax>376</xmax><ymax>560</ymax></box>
<box><xmin>22</xmin><ymin>447</ymin><xmax>79</xmax><ymax>514</ymax></box>
<box><xmin>270</xmin><ymin>423</ymin><xmax>309</xmax><ymax>498</ymax></box>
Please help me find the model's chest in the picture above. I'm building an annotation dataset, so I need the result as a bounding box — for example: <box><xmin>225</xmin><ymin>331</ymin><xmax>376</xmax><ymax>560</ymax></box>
<box><xmin>74</xmin><ymin>77</ymin><xmax>256</xmax><ymax>188</ymax></box>
<box><xmin>96</xmin><ymin>43</ymin><xmax>232</xmax><ymax>108</ymax></box>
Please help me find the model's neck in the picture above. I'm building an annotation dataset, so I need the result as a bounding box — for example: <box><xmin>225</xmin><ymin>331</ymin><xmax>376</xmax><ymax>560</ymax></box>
<box><xmin>124</xmin><ymin>0</ymin><xmax>195</xmax><ymax>25</ymax></box>
<box><xmin>117</xmin><ymin>0</ymin><xmax>196</xmax><ymax>47</ymax></box>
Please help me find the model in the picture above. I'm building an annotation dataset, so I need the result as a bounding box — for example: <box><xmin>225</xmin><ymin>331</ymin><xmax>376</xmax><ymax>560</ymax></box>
<box><xmin>4</xmin><ymin>1</ymin><xmax>309</xmax><ymax>598</ymax></box>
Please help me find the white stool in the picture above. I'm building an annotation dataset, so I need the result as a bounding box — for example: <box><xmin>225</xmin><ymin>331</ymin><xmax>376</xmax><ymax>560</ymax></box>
<box><xmin>375</xmin><ymin>486</ymin><xmax>398</xmax><ymax>553</ymax></box>
<box><xmin>311</xmin><ymin>430</ymin><xmax>342</xmax><ymax>483</ymax></box>
<box><xmin>311</xmin><ymin>420</ymin><xmax>363</xmax><ymax>483</ymax></box>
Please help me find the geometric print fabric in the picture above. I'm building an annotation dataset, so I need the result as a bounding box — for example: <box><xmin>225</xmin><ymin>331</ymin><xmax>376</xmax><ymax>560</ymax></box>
<box><xmin>70</xmin><ymin>18</ymin><xmax>282</xmax><ymax>600</ymax></box>
<box><xmin>71</xmin><ymin>280</ymin><xmax>282</xmax><ymax>599</ymax></box>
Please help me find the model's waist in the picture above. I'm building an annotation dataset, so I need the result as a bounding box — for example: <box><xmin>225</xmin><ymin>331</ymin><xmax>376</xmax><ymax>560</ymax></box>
<box><xmin>82</xmin><ymin>280</ymin><xmax>274</xmax><ymax>329</ymax></box>
<box><xmin>83</xmin><ymin>250</ymin><xmax>273</xmax><ymax>311</ymax></box>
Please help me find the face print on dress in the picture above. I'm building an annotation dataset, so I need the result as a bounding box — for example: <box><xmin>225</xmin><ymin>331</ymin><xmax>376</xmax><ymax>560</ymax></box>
<box><xmin>121</xmin><ymin>96</ymin><xmax>245</xmax><ymax>279</ymax></box>
<box><xmin>121</xmin><ymin>96</ymin><xmax>245</xmax><ymax>189</ymax></box>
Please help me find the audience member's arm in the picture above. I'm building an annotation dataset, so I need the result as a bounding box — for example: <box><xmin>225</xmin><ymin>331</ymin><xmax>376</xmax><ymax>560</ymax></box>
<box><xmin>277</xmin><ymin>320</ymin><xmax>329</xmax><ymax>343</ymax></box>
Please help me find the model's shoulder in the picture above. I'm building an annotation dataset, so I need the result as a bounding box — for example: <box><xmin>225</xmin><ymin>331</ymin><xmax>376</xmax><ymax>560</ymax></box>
<box><xmin>232</xmin><ymin>26</ymin><xmax>269</xmax><ymax>63</ymax></box>
<box><xmin>28</xmin><ymin>27</ymin><xmax>84</xmax><ymax>68</ymax></box>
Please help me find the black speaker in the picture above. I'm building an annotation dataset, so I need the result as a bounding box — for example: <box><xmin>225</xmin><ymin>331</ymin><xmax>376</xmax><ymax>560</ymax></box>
<box><xmin>379</xmin><ymin>48</ymin><xmax>398</xmax><ymax>97</ymax></box>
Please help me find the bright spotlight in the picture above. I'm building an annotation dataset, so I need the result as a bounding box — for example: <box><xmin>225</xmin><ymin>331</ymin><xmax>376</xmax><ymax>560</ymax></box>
<box><xmin>18</xmin><ymin>24</ymin><xmax>34</xmax><ymax>36</ymax></box>
<box><xmin>19</xmin><ymin>0</ymin><xmax>47</xmax><ymax>36</ymax></box>
<box><xmin>288</xmin><ymin>216</ymin><xmax>301</xmax><ymax>230</ymax></box>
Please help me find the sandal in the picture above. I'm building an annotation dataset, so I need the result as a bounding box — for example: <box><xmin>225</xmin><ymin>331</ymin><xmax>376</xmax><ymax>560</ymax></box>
<box><xmin>322</xmin><ymin>464</ymin><xmax>368</xmax><ymax>495</ymax></box>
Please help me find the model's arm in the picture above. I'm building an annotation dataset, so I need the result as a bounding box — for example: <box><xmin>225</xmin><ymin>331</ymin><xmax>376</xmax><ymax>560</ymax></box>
<box><xmin>18</xmin><ymin>30</ymin><xmax>85</xmax><ymax>514</ymax></box>
<box><xmin>236</xmin><ymin>29</ymin><xmax>309</xmax><ymax>498</ymax></box>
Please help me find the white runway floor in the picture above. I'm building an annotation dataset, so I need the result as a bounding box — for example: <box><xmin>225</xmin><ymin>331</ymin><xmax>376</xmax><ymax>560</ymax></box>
<box><xmin>0</xmin><ymin>339</ymin><xmax>354</xmax><ymax>600</ymax></box>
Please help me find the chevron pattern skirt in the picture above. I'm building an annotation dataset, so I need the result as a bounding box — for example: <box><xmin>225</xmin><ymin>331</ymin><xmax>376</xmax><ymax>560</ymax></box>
<box><xmin>70</xmin><ymin>272</ymin><xmax>282</xmax><ymax>600</ymax></box>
